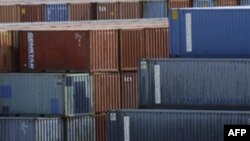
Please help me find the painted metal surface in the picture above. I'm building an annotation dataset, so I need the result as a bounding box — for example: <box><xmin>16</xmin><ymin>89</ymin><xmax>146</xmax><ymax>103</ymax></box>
<box><xmin>138</xmin><ymin>59</ymin><xmax>250</xmax><ymax>109</ymax></box>
<box><xmin>168</xmin><ymin>0</ymin><xmax>190</xmax><ymax>8</ymax></box>
<box><xmin>20</xmin><ymin>5</ymin><xmax>45</xmax><ymax>22</ymax></box>
<box><xmin>68</xmin><ymin>3</ymin><xmax>92</xmax><ymax>21</ymax></box>
<box><xmin>45</xmin><ymin>4</ymin><xmax>68</xmax><ymax>21</ymax></box>
<box><xmin>95</xmin><ymin>114</ymin><xmax>107</xmax><ymax>141</ymax></box>
<box><xmin>169</xmin><ymin>7</ymin><xmax>250</xmax><ymax>58</ymax></box>
<box><xmin>0</xmin><ymin>5</ymin><xmax>20</xmax><ymax>23</ymax></box>
<box><xmin>215</xmin><ymin>0</ymin><xmax>238</xmax><ymax>6</ymax></box>
<box><xmin>0</xmin><ymin>117</ymin><xmax>63</xmax><ymax>141</ymax></box>
<box><xmin>241</xmin><ymin>0</ymin><xmax>250</xmax><ymax>5</ymax></box>
<box><xmin>193</xmin><ymin>0</ymin><xmax>215</xmax><ymax>7</ymax></box>
<box><xmin>143</xmin><ymin>1</ymin><xmax>167</xmax><ymax>18</ymax></box>
<box><xmin>108</xmin><ymin>109</ymin><xmax>250</xmax><ymax>141</ymax></box>
<box><xmin>119</xmin><ymin>2</ymin><xmax>142</xmax><ymax>19</ymax></box>
<box><xmin>0</xmin><ymin>73</ymin><xmax>91</xmax><ymax>115</ymax></box>
<box><xmin>96</xmin><ymin>3</ymin><xmax>119</xmax><ymax>19</ymax></box>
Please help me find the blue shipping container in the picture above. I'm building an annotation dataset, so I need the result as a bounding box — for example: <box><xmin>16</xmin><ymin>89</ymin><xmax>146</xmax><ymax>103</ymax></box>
<box><xmin>143</xmin><ymin>1</ymin><xmax>167</xmax><ymax>18</ymax></box>
<box><xmin>169</xmin><ymin>7</ymin><xmax>250</xmax><ymax>58</ymax></box>
<box><xmin>193</xmin><ymin>0</ymin><xmax>215</xmax><ymax>7</ymax></box>
<box><xmin>241</xmin><ymin>0</ymin><xmax>250</xmax><ymax>5</ymax></box>
<box><xmin>138</xmin><ymin>59</ymin><xmax>250</xmax><ymax>109</ymax></box>
<box><xmin>108</xmin><ymin>109</ymin><xmax>250</xmax><ymax>141</ymax></box>
<box><xmin>45</xmin><ymin>4</ymin><xmax>68</xmax><ymax>21</ymax></box>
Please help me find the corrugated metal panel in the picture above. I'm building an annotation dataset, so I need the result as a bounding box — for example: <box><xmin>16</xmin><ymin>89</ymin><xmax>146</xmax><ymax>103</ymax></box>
<box><xmin>108</xmin><ymin>109</ymin><xmax>250</xmax><ymax>141</ymax></box>
<box><xmin>45</xmin><ymin>4</ymin><xmax>68</xmax><ymax>22</ymax></box>
<box><xmin>138</xmin><ymin>59</ymin><xmax>250</xmax><ymax>109</ymax></box>
<box><xmin>168</xmin><ymin>0</ymin><xmax>190</xmax><ymax>8</ymax></box>
<box><xmin>95</xmin><ymin>114</ymin><xmax>107</xmax><ymax>141</ymax></box>
<box><xmin>169</xmin><ymin>7</ymin><xmax>250</xmax><ymax>58</ymax></box>
<box><xmin>241</xmin><ymin>0</ymin><xmax>250</xmax><ymax>5</ymax></box>
<box><xmin>0</xmin><ymin>73</ymin><xmax>91</xmax><ymax>115</ymax></box>
<box><xmin>96</xmin><ymin>3</ymin><xmax>119</xmax><ymax>19</ymax></box>
<box><xmin>0</xmin><ymin>117</ymin><xmax>63</xmax><ymax>141</ymax></box>
<box><xmin>0</xmin><ymin>32</ymin><xmax>12</xmax><ymax>72</ymax></box>
<box><xmin>0</xmin><ymin>5</ymin><xmax>20</xmax><ymax>23</ymax></box>
<box><xmin>20</xmin><ymin>5</ymin><xmax>45</xmax><ymax>22</ymax></box>
<box><xmin>215</xmin><ymin>0</ymin><xmax>238</xmax><ymax>6</ymax></box>
<box><xmin>90</xmin><ymin>30</ymin><xmax>119</xmax><ymax>72</ymax></box>
<box><xmin>66</xmin><ymin>114</ymin><xmax>95</xmax><ymax>141</ymax></box>
<box><xmin>121</xmin><ymin>71</ymin><xmax>138</xmax><ymax>109</ymax></box>
<box><xmin>68</xmin><ymin>3</ymin><xmax>92</xmax><ymax>21</ymax></box>
<box><xmin>119</xmin><ymin>2</ymin><xmax>142</xmax><ymax>19</ymax></box>
<box><xmin>92</xmin><ymin>73</ymin><xmax>120</xmax><ymax>113</ymax></box>
<box><xmin>193</xmin><ymin>0</ymin><xmax>215</xmax><ymax>7</ymax></box>
<box><xmin>120</xmin><ymin>29</ymin><xmax>144</xmax><ymax>71</ymax></box>
<box><xmin>143</xmin><ymin>1</ymin><xmax>167</xmax><ymax>18</ymax></box>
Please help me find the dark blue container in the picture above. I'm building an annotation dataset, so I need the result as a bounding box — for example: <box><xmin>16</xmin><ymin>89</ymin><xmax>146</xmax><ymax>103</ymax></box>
<box><xmin>108</xmin><ymin>109</ymin><xmax>250</xmax><ymax>141</ymax></box>
<box><xmin>143</xmin><ymin>1</ymin><xmax>167</xmax><ymax>18</ymax></box>
<box><xmin>241</xmin><ymin>0</ymin><xmax>250</xmax><ymax>5</ymax></box>
<box><xmin>45</xmin><ymin>4</ymin><xmax>68</xmax><ymax>22</ymax></box>
<box><xmin>193</xmin><ymin>0</ymin><xmax>215</xmax><ymax>7</ymax></box>
<box><xmin>169</xmin><ymin>7</ymin><xmax>250</xmax><ymax>58</ymax></box>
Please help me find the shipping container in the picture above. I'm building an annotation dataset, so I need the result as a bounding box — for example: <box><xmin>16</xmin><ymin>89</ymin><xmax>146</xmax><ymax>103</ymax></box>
<box><xmin>215</xmin><ymin>0</ymin><xmax>238</xmax><ymax>6</ymax></box>
<box><xmin>139</xmin><ymin>59</ymin><xmax>250</xmax><ymax>109</ymax></box>
<box><xmin>143</xmin><ymin>1</ymin><xmax>167</xmax><ymax>18</ymax></box>
<box><xmin>66</xmin><ymin>114</ymin><xmax>95</xmax><ymax>141</ymax></box>
<box><xmin>108</xmin><ymin>109</ymin><xmax>250</xmax><ymax>141</ymax></box>
<box><xmin>68</xmin><ymin>3</ymin><xmax>92</xmax><ymax>21</ymax></box>
<box><xmin>241</xmin><ymin>0</ymin><xmax>250</xmax><ymax>5</ymax></box>
<box><xmin>20</xmin><ymin>5</ymin><xmax>45</xmax><ymax>22</ymax></box>
<box><xmin>121</xmin><ymin>71</ymin><xmax>138</xmax><ymax>109</ymax></box>
<box><xmin>0</xmin><ymin>117</ymin><xmax>63</xmax><ymax>141</ymax></box>
<box><xmin>92</xmin><ymin>73</ymin><xmax>120</xmax><ymax>113</ymax></box>
<box><xmin>45</xmin><ymin>4</ymin><xmax>68</xmax><ymax>21</ymax></box>
<box><xmin>0</xmin><ymin>5</ymin><xmax>20</xmax><ymax>23</ymax></box>
<box><xmin>96</xmin><ymin>3</ymin><xmax>119</xmax><ymax>19</ymax></box>
<box><xmin>168</xmin><ymin>0</ymin><xmax>191</xmax><ymax>8</ymax></box>
<box><xmin>119</xmin><ymin>2</ymin><xmax>142</xmax><ymax>19</ymax></box>
<box><xmin>0</xmin><ymin>73</ymin><xmax>92</xmax><ymax>115</ymax></box>
<box><xmin>95</xmin><ymin>114</ymin><xmax>107</xmax><ymax>141</ymax></box>
<box><xmin>193</xmin><ymin>0</ymin><xmax>215</xmax><ymax>7</ymax></box>
<box><xmin>169</xmin><ymin>7</ymin><xmax>250</xmax><ymax>58</ymax></box>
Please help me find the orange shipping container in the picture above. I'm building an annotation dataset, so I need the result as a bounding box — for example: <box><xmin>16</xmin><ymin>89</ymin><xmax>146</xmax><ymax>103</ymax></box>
<box><xmin>96</xmin><ymin>3</ymin><xmax>119</xmax><ymax>19</ymax></box>
<box><xmin>215</xmin><ymin>0</ymin><xmax>238</xmax><ymax>6</ymax></box>
<box><xmin>0</xmin><ymin>5</ymin><xmax>20</xmax><ymax>23</ymax></box>
<box><xmin>95</xmin><ymin>114</ymin><xmax>107</xmax><ymax>141</ymax></box>
<box><xmin>119</xmin><ymin>2</ymin><xmax>142</xmax><ymax>19</ymax></box>
<box><xmin>68</xmin><ymin>3</ymin><xmax>92</xmax><ymax>21</ymax></box>
<box><xmin>168</xmin><ymin>0</ymin><xmax>191</xmax><ymax>8</ymax></box>
<box><xmin>20</xmin><ymin>5</ymin><xmax>45</xmax><ymax>22</ymax></box>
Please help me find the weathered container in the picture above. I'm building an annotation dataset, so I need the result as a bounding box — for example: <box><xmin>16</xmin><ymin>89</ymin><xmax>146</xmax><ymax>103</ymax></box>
<box><xmin>92</xmin><ymin>73</ymin><xmax>120</xmax><ymax>113</ymax></box>
<box><xmin>169</xmin><ymin>7</ymin><xmax>250</xmax><ymax>58</ymax></box>
<box><xmin>0</xmin><ymin>5</ymin><xmax>20</xmax><ymax>23</ymax></box>
<box><xmin>0</xmin><ymin>73</ymin><xmax>92</xmax><ymax>115</ymax></box>
<box><xmin>139</xmin><ymin>59</ymin><xmax>250</xmax><ymax>109</ymax></box>
<box><xmin>241</xmin><ymin>0</ymin><xmax>250</xmax><ymax>5</ymax></box>
<box><xmin>143</xmin><ymin>1</ymin><xmax>167</xmax><ymax>18</ymax></box>
<box><xmin>120</xmin><ymin>29</ymin><xmax>144</xmax><ymax>71</ymax></box>
<box><xmin>121</xmin><ymin>71</ymin><xmax>138</xmax><ymax>109</ymax></box>
<box><xmin>215</xmin><ymin>0</ymin><xmax>238</xmax><ymax>6</ymax></box>
<box><xmin>193</xmin><ymin>0</ymin><xmax>215</xmax><ymax>7</ymax></box>
<box><xmin>96</xmin><ymin>3</ymin><xmax>119</xmax><ymax>19</ymax></box>
<box><xmin>20</xmin><ymin>5</ymin><xmax>45</xmax><ymax>22</ymax></box>
<box><xmin>119</xmin><ymin>2</ymin><xmax>142</xmax><ymax>19</ymax></box>
<box><xmin>66</xmin><ymin>114</ymin><xmax>95</xmax><ymax>141</ymax></box>
<box><xmin>95</xmin><ymin>114</ymin><xmax>107</xmax><ymax>141</ymax></box>
<box><xmin>45</xmin><ymin>4</ymin><xmax>68</xmax><ymax>21</ymax></box>
<box><xmin>168</xmin><ymin>0</ymin><xmax>191</xmax><ymax>8</ymax></box>
<box><xmin>68</xmin><ymin>3</ymin><xmax>92</xmax><ymax>21</ymax></box>
<box><xmin>108</xmin><ymin>109</ymin><xmax>250</xmax><ymax>141</ymax></box>
<box><xmin>0</xmin><ymin>117</ymin><xmax>63</xmax><ymax>141</ymax></box>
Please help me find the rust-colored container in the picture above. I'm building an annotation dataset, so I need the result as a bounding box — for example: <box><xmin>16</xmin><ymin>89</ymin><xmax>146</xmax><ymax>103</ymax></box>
<box><xmin>92</xmin><ymin>72</ymin><xmax>121</xmax><ymax>113</ymax></box>
<box><xmin>20</xmin><ymin>5</ymin><xmax>45</xmax><ymax>22</ymax></box>
<box><xmin>96</xmin><ymin>3</ymin><xmax>119</xmax><ymax>19</ymax></box>
<box><xmin>68</xmin><ymin>3</ymin><xmax>92</xmax><ymax>21</ymax></box>
<box><xmin>119</xmin><ymin>2</ymin><xmax>142</xmax><ymax>19</ymax></box>
<box><xmin>121</xmin><ymin>71</ymin><xmax>138</xmax><ymax>109</ymax></box>
<box><xmin>90</xmin><ymin>30</ymin><xmax>119</xmax><ymax>72</ymax></box>
<box><xmin>0</xmin><ymin>5</ymin><xmax>20</xmax><ymax>23</ymax></box>
<box><xmin>145</xmin><ymin>28</ymin><xmax>169</xmax><ymax>58</ymax></box>
<box><xmin>168</xmin><ymin>0</ymin><xmax>191</xmax><ymax>8</ymax></box>
<box><xmin>120</xmin><ymin>29</ymin><xmax>144</xmax><ymax>71</ymax></box>
<box><xmin>215</xmin><ymin>0</ymin><xmax>238</xmax><ymax>6</ymax></box>
<box><xmin>95</xmin><ymin>114</ymin><xmax>107</xmax><ymax>141</ymax></box>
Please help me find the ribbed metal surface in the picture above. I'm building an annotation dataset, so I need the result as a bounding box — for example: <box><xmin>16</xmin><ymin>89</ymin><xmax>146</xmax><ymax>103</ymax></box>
<box><xmin>0</xmin><ymin>73</ymin><xmax>91</xmax><ymax>115</ymax></box>
<box><xmin>96</xmin><ymin>3</ymin><xmax>119</xmax><ymax>19</ymax></box>
<box><xmin>95</xmin><ymin>114</ymin><xmax>107</xmax><ymax>141</ymax></box>
<box><xmin>0</xmin><ymin>5</ymin><xmax>20</xmax><ymax>23</ymax></box>
<box><xmin>143</xmin><ymin>1</ymin><xmax>167</xmax><ymax>18</ymax></box>
<box><xmin>169</xmin><ymin>7</ymin><xmax>250</xmax><ymax>58</ymax></box>
<box><xmin>138</xmin><ymin>59</ymin><xmax>250</xmax><ymax>109</ymax></box>
<box><xmin>168</xmin><ymin>0</ymin><xmax>190</xmax><ymax>8</ymax></box>
<box><xmin>0</xmin><ymin>32</ymin><xmax>13</xmax><ymax>72</ymax></box>
<box><xmin>193</xmin><ymin>0</ymin><xmax>215</xmax><ymax>7</ymax></box>
<box><xmin>119</xmin><ymin>2</ymin><xmax>142</xmax><ymax>19</ymax></box>
<box><xmin>20</xmin><ymin>5</ymin><xmax>45</xmax><ymax>22</ymax></box>
<box><xmin>215</xmin><ymin>0</ymin><xmax>238</xmax><ymax>6</ymax></box>
<box><xmin>68</xmin><ymin>3</ymin><xmax>92</xmax><ymax>21</ymax></box>
<box><xmin>45</xmin><ymin>4</ymin><xmax>68</xmax><ymax>21</ymax></box>
<box><xmin>66</xmin><ymin>114</ymin><xmax>95</xmax><ymax>141</ymax></box>
<box><xmin>108</xmin><ymin>109</ymin><xmax>250</xmax><ymax>141</ymax></box>
<box><xmin>241</xmin><ymin>0</ymin><xmax>250</xmax><ymax>5</ymax></box>
<box><xmin>0</xmin><ymin>117</ymin><xmax>63</xmax><ymax>141</ymax></box>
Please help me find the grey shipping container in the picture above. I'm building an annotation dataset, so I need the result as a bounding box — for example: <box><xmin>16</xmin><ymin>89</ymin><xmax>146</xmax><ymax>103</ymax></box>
<box><xmin>108</xmin><ymin>109</ymin><xmax>250</xmax><ymax>141</ymax></box>
<box><xmin>0</xmin><ymin>117</ymin><xmax>63</xmax><ymax>141</ymax></box>
<box><xmin>0</xmin><ymin>73</ymin><xmax>92</xmax><ymax>115</ymax></box>
<box><xmin>138</xmin><ymin>59</ymin><xmax>250</xmax><ymax>109</ymax></box>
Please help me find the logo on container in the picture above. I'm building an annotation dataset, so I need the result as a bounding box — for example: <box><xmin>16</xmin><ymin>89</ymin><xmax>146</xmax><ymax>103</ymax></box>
<box><xmin>27</xmin><ymin>32</ymin><xmax>34</xmax><ymax>69</ymax></box>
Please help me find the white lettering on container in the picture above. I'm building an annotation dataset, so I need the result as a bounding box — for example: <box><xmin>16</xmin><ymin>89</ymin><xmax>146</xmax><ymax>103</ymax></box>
<box><xmin>124</xmin><ymin>116</ymin><xmax>130</xmax><ymax>141</ymax></box>
<box><xmin>185</xmin><ymin>13</ymin><xmax>192</xmax><ymax>52</ymax></box>
<box><xmin>27</xmin><ymin>32</ymin><xmax>34</xmax><ymax>69</ymax></box>
<box><xmin>154</xmin><ymin>65</ymin><xmax>161</xmax><ymax>104</ymax></box>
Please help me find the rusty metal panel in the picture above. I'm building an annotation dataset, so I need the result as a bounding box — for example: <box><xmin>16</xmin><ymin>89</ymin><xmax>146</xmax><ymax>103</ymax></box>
<box><xmin>95</xmin><ymin>114</ymin><xmax>107</xmax><ymax>141</ymax></box>
<box><xmin>119</xmin><ymin>2</ymin><xmax>142</xmax><ymax>19</ymax></box>
<box><xmin>68</xmin><ymin>3</ymin><xmax>92</xmax><ymax>21</ymax></box>
<box><xmin>145</xmin><ymin>28</ymin><xmax>169</xmax><ymax>58</ymax></box>
<box><xmin>0</xmin><ymin>5</ymin><xmax>20</xmax><ymax>23</ymax></box>
<box><xmin>96</xmin><ymin>3</ymin><xmax>119</xmax><ymax>19</ymax></box>
<box><xmin>121</xmin><ymin>71</ymin><xmax>138</xmax><ymax>109</ymax></box>
<box><xmin>215</xmin><ymin>0</ymin><xmax>238</xmax><ymax>6</ymax></box>
<box><xmin>168</xmin><ymin>0</ymin><xmax>191</xmax><ymax>8</ymax></box>
<box><xmin>120</xmin><ymin>29</ymin><xmax>144</xmax><ymax>71</ymax></box>
<box><xmin>90</xmin><ymin>30</ymin><xmax>119</xmax><ymax>72</ymax></box>
<box><xmin>92</xmin><ymin>72</ymin><xmax>121</xmax><ymax>113</ymax></box>
<box><xmin>20</xmin><ymin>4</ymin><xmax>45</xmax><ymax>22</ymax></box>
